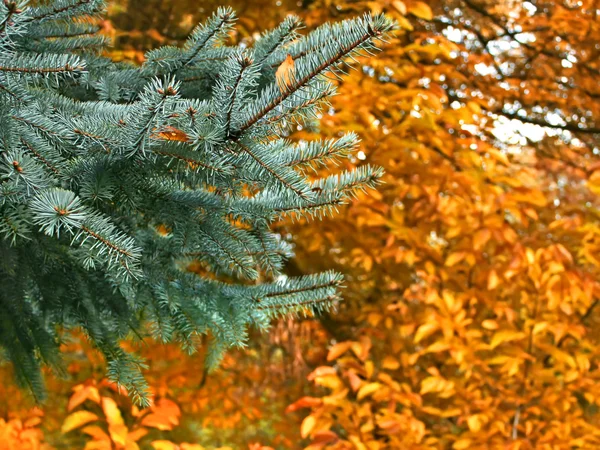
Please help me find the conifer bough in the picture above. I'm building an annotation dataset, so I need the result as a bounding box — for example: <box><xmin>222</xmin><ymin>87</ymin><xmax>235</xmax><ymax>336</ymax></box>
<box><xmin>0</xmin><ymin>0</ymin><xmax>394</xmax><ymax>405</ymax></box>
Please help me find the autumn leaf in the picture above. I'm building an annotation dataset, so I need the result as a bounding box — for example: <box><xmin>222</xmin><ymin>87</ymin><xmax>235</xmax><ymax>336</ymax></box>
<box><xmin>327</xmin><ymin>341</ymin><xmax>352</xmax><ymax>361</ymax></box>
<box><xmin>81</xmin><ymin>425</ymin><xmax>110</xmax><ymax>441</ymax></box>
<box><xmin>152</xmin><ymin>126</ymin><xmax>191</xmax><ymax>143</ymax></box>
<box><xmin>472</xmin><ymin>229</ymin><xmax>491</xmax><ymax>251</ymax></box>
<box><xmin>414</xmin><ymin>322</ymin><xmax>438</xmax><ymax>343</ymax></box>
<box><xmin>276</xmin><ymin>54</ymin><xmax>296</xmax><ymax>93</ymax></box>
<box><xmin>102</xmin><ymin>397</ymin><xmax>124</xmax><ymax>426</ymax></box>
<box><xmin>453</xmin><ymin>439</ymin><xmax>472</xmax><ymax>449</ymax></box>
<box><xmin>481</xmin><ymin>319</ymin><xmax>499</xmax><ymax>330</ymax></box>
<box><xmin>445</xmin><ymin>251</ymin><xmax>466</xmax><ymax>267</ymax></box>
<box><xmin>68</xmin><ymin>385</ymin><xmax>101</xmax><ymax>412</ymax></box>
<box><xmin>62</xmin><ymin>411</ymin><xmax>99</xmax><ymax>433</ymax></box>
<box><xmin>487</xmin><ymin>269</ymin><xmax>500</xmax><ymax>290</ymax></box>
<box><xmin>141</xmin><ymin>398</ymin><xmax>181</xmax><ymax>430</ymax></box>
<box><xmin>300</xmin><ymin>415</ymin><xmax>316</xmax><ymax>438</ymax></box>
<box><xmin>357</xmin><ymin>382</ymin><xmax>381</xmax><ymax>400</ymax></box>
<box><xmin>489</xmin><ymin>330</ymin><xmax>526</xmax><ymax>349</ymax></box>
<box><xmin>408</xmin><ymin>2</ymin><xmax>433</xmax><ymax>20</ymax></box>
<box><xmin>286</xmin><ymin>397</ymin><xmax>323</xmax><ymax>413</ymax></box>
<box><xmin>391</xmin><ymin>1</ymin><xmax>407</xmax><ymax>15</ymax></box>
<box><xmin>151</xmin><ymin>441</ymin><xmax>178</xmax><ymax>450</ymax></box>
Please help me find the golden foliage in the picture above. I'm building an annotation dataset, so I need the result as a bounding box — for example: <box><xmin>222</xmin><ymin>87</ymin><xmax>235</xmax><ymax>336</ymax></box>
<box><xmin>285</xmin><ymin>0</ymin><xmax>600</xmax><ymax>449</ymax></box>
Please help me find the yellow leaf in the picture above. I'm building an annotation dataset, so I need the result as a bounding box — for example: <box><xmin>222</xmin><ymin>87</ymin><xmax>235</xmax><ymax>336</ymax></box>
<box><xmin>490</xmin><ymin>330</ymin><xmax>526</xmax><ymax>349</ymax></box>
<box><xmin>487</xmin><ymin>148</ymin><xmax>510</xmax><ymax>165</ymax></box>
<box><xmin>357</xmin><ymin>382</ymin><xmax>381</xmax><ymax>400</ymax></box>
<box><xmin>420</xmin><ymin>377</ymin><xmax>442</xmax><ymax>395</ymax></box>
<box><xmin>482</xmin><ymin>320</ymin><xmax>499</xmax><ymax>330</ymax></box>
<box><xmin>532</xmin><ymin>322</ymin><xmax>548</xmax><ymax>335</ymax></box>
<box><xmin>425</xmin><ymin>340</ymin><xmax>449</xmax><ymax>353</ymax></box>
<box><xmin>395</xmin><ymin>15</ymin><xmax>414</xmax><ymax>30</ymax></box>
<box><xmin>382</xmin><ymin>356</ymin><xmax>400</xmax><ymax>370</ymax></box>
<box><xmin>442</xmin><ymin>291</ymin><xmax>458</xmax><ymax>313</ymax></box>
<box><xmin>276</xmin><ymin>54</ymin><xmax>296</xmax><ymax>93</ymax></box>
<box><xmin>151</xmin><ymin>441</ymin><xmax>178</xmax><ymax>450</ymax></box>
<box><xmin>392</xmin><ymin>0</ymin><xmax>407</xmax><ymax>14</ymax></box>
<box><xmin>62</xmin><ymin>411</ymin><xmax>99</xmax><ymax>433</ymax></box>
<box><xmin>301</xmin><ymin>415</ymin><xmax>316</xmax><ymax>438</ymax></box>
<box><xmin>348</xmin><ymin>435</ymin><xmax>367</xmax><ymax>450</ymax></box>
<box><xmin>109</xmin><ymin>423</ymin><xmax>128</xmax><ymax>446</ymax></box>
<box><xmin>453</xmin><ymin>439</ymin><xmax>472</xmax><ymax>449</ymax></box>
<box><xmin>327</xmin><ymin>342</ymin><xmax>352</xmax><ymax>361</ymax></box>
<box><xmin>487</xmin><ymin>269</ymin><xmax>500</xmax><ymax>290</ymax></box>
<box><xmin>102</xmin><ymin>397</ymin><xmax>124</xmax><ymax>427</ymax></box>
<box><xmin>467</xmin><ymin>415</ymin><xmax>482</xmax><ymax>432</ymax></box>
<box><xmin>408</xmin><ymin>1</ymin><xmax>433</xmax><ymax>20</ymax></box>
<box><xmin>414</xmin><ymin>322</ymin><xmax>438</xmax><ymax>343</ymax></box>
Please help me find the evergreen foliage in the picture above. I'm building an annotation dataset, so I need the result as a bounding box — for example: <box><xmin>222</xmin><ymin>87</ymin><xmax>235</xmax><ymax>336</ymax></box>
<box><xmin>0</xmin><ymin>0</ymin><xmax>394</xmax><ymax>405</ymax></box>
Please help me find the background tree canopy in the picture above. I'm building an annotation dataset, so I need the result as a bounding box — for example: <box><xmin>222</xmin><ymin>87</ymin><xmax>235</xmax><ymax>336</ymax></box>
<box><xmin>1</xmin><ymin>0</ymin><xmax>599</xmax><ymax>449</ymax></box>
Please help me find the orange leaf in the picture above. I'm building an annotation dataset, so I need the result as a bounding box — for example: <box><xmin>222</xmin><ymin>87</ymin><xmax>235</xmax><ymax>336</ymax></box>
<box><xmin>23</xmin><ymin>417</ymin><xmax>42</xmax><ymax>428</ymax></box>
<box><xmin>327</xmin><ymin>341</ymin><xmax>352</xmax><ymax>361</ymax></box>
<box><xmin>141</xmin><ymin>398</ymin><xmax>181</xmax><ymax>430</ymax></box>
<box><xmin>312</xmin><ymin>430</ymin><xmax>338</xmax><ymax>445</ymax></box>
<box><xmin>127</xmin><ymin>428</ymin><xmax>149</xmax><ymax>442</ymax></box>
<box><xmin>68</xmin><ymin>386</ymin><xmax>101</xmax><ymax>412</ymax></box>
<box><xmin>276</xmin><ymin>54</ymin><xmax>296</xmax><ymax>92</ymax></box>
<box><xmin>351</xmin><ymin>336</ymin><xmax>372</xmax><ymax>361</ymax></box>
<box><xmin>81</xmin><ymin>425</ymin><xmax>110</xmax><ymax>441</ymax></box>
<box><xmin>140</xmin><ymin>413</ymin><xmax>176</xmax><ymax>431</ymax></box>
<box><xmin>346</xmin><ymin>370</ymin><xmax>363</xmax><ymax>392</ymax></box>
<box><xmin>307</xmin><ymin>366</ymin><xmax>337</xmax><ymax>381</ymax></box>
<box><xmin>152</xmin><ymin>126</ymin><xmax>190</xmax><ymax>143</ymax></box>
<box><xmin>84</xmin><ymin>441</ymin><xmax>112</xmax><ymax>450</ymax></box>
<box><xmin>125</xmin><ymin>441</ymin><xmax>141</xmax><ymax>450</ymax></box>
<box><xmin>473</xmin><ymin>229</ymin><xmax>491</xmax><ymax>251</ymax></box>
<box><xmin>285</xmin><ymin>397</ymin><xmax>322</xmax><ymax>413</ymax></box>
